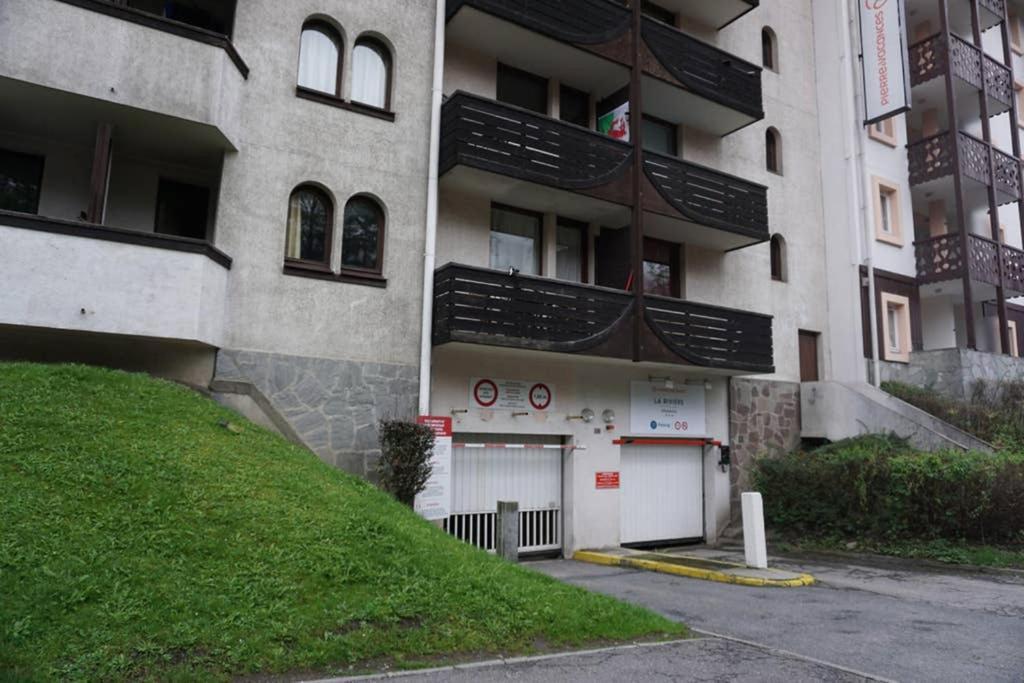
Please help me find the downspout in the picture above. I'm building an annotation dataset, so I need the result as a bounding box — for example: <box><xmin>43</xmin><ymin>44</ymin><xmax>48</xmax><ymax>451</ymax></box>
<box><xmin>418</xmin><ymin>0</ymin><xmax>446</xmax><ymax>416</ymax></box>
<box><xmin>841</xmin><ymin>0</ymin><xmax>882</xmax><ymax>387</ymax></box>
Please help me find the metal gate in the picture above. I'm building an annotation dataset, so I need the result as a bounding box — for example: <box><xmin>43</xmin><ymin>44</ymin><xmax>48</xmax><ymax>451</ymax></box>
<box><xmin>620</xmin><ymin>443</ymin><xmax>704</xmax><ymax>545</ymax></box>
<box><xmin>444</xmin><ymin>433</ymin><xmax>563</xmax><ymax>554</ymax></box>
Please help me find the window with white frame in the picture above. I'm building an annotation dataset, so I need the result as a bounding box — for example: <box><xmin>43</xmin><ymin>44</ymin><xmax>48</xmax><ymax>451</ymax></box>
<box><xmin>1009</xmin><ymin>320</ymin><xmax>1020</xmax><ymax>358</ymax></box>
<box><xmin>868</xmin><ymin>117</ymin><xmax>898</xmax><ymax>147</ymax></box>
<box><xmin>881</xmin><ymin>293</ymin><xmax>912</xmax><ymax>363</ymax></box>
<box><xmin>873</xmin><ymin>177</ymin><xmax>903</xmax><ymax>245</ymax></box>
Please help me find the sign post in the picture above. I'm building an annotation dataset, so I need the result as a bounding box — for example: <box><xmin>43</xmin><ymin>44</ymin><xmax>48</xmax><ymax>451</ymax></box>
<box><xmin>414</xmin><ymin>416</ymin><xmax>452</xmax><ymax>522</ymax></box>
<box><xmin>859</xmin><ymin>0</ymin><xmax>911</xmax><ymax>124</ymax></box>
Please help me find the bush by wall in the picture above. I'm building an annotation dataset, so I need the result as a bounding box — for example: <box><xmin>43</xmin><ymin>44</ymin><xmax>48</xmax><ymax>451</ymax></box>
<box><xmin>376</xmin><ymin>419</ymin><xmax>435</xmax><ymax>507</ymax></box>
<box><xmin>755</xmin><ymin>435</ymin><xmax>1024</xmax><ymax>544</ymax></box>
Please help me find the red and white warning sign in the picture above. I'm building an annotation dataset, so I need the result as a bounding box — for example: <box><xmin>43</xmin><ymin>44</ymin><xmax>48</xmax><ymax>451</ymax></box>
<box><xmin>469</xmin><ymin>378</ymin><xmax>556</xmax><ymax>412</ymax></box>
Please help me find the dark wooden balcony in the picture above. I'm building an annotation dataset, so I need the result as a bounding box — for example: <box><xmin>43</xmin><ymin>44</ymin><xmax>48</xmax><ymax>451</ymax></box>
<box><xmin>916</xmin><ymin>233</ymin><xmax>1024</xmax><ymax>296</ymax></box>
<box><xmin>907</xmin><ymin>130</ymin><xmax>1021</xmax><ymax>203</ymax></box>
<box><xmin>909</xmin><ymin>32</ymin><xmax>1012</xmax><ymax>115</ymax></box>
<box><xmin>441</xmin><ymin>92</ymin><xmax>769</xmax><ymax>249</ymax></box>
<box><xmin>432</xmin><ymin>263</ymin><xmax>775</xmax><ymax>373</ymax></box>
<box><xmin>643</xmin><ymin>150</ymin><xmax>769</xmax><ymax>247</ymax></box>
<box><xmin>646</xmin><ymin>0</ymin><xmax>758</xmax><ymax>30</ymax></box>
<box><xmin>440</xmin><ymin>91</ymin><xmax>633</xmax><ymax>193</ymax></box>
<box><xmin>445</xmin><ymin>0</ymin><xmax>763</xmax><ymax>135</ymax></box>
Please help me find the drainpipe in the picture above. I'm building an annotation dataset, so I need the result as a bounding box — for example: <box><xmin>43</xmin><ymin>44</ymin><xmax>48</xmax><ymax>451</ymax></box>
<box><xmin>418</xmin><ymin>0</ymin><xmax>446</xmax><ymax>416</ymax></box>
<box><xmin>840</xmin><ymin>0</ymin><xmax>882</xmax><ymax>387</ymax></box>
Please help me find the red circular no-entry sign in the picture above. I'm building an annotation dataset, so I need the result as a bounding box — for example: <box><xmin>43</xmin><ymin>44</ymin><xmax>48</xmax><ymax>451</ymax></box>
<box><xmin>473</xmin><ymin>379</ymin><xmax>499</xmax><ymax>407</ymax></box>
<box><xmin>529</xmin><ymin>383</ymin><xmax>552</xmax><ymax>411</ymax></box>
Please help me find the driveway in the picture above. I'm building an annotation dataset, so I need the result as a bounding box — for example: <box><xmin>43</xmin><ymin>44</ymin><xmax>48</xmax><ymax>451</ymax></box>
<box><xmin>536</xmin><ymin>552</ymin><xmax>1024</xmax><ymax>683</ymax></box>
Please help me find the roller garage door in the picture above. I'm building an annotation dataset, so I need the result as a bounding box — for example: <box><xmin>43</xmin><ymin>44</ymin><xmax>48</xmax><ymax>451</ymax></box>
<box><xmin>444</xmin><ymin>433</ymin><xmax>563</xmax><ymax>554</ymax></box>
<box><xmin>620</xmin><ymin>442</ymin><xmax>704</xmax><ymax>545</ymax></box>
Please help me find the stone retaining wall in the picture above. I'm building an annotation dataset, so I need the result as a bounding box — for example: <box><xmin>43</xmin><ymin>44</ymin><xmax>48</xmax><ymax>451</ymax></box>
<box><xmin>215</xmin><ymin>349</ymin><xmax>418</xmax><ymax>480</ymax></box>
<box><xmin>874</xmin><ymin>348</ymin><xmax>1024</xmax><ymax>400</ymax></box>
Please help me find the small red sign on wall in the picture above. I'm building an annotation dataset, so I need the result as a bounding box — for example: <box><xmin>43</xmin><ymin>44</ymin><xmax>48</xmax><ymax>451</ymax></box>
<box><xmin>596</xmin><ymin>472</ymin><xmax>620</xmax><ymax>490</ymax></box>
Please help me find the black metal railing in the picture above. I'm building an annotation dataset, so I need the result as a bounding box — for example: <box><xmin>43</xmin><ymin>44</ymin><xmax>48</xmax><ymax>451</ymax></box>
<box><xmin>440</xmin><ymin>92</ymin><xmax>633</xmax><ymax>190</ymax></box>
<box><xmin>643</xmin><ymin>150</ymin><xmax>769</xmax><ymax>240</ymax></box>
<box><xmin>644</xmin><ymin>294</ymin><xmax>774</xmax><ymax>373</ymax></box>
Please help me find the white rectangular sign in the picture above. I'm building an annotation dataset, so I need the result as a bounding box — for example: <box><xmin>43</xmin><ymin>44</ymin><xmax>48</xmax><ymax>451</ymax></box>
<box><xmin>860</xmin><ymin>0</ymin><xmax>911</xmax><ymax>124</ymax></box>
<box><xmin>630</xmin><ymin>382</ymin><xmax>706</xmax><ymax>436</ymax></box>
<box><xmin>414</xmin><ymin>416</ymin><xmax>452</xmax><ymax>521</ymax></box>
<box><xmin>469</xmin><ymin>378</ymin><xmax>555</xmax><ymax>412</ymax></box>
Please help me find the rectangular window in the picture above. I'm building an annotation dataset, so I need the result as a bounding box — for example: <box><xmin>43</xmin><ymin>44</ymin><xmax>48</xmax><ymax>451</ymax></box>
<box><xmin>556</xmin><ymin>218</ymin><xmax>587</xmax><ymax>283</ymax></box>
<box><xmin>643</xmin><ymin>115</ymin><xmax>677</xmax><ymax>156</ymax></box>
<box><xmin>868</xmin><ymin>117</ymin><xmax>898</xmax><ymax>147</ymax></box>
<box><xmin>0</xmin><ymin>148</ymin><xmax>45</xmax><ymax>215</ymax></box>
<box><xmin>154</xmin><ymin>179</ymin><xmax>211</xmax><ymax>240</ymax></box>
<box><xmin>1010</xmin><ymin>320</ymin><xmax>1020</xmax><ymax>358</ymax></box>
<box><xmin>497</xmin><ymin>63</ymin><xmax>549</xmax><ymax>115</ymax></box>
<box><xmin>1011</xmin><ymin>13</ymin><xmax>1023</xmax><ymax>55</ymax></box>
<box><xmin>1016</xmin><ymin>82</ymin><xmax>1024</xmax><ymax>128</ymax></box>
<box><xmin>643</xmin><ymin>237</ymin><xmax>680</xmax><ymax>298</ymax></box>
<box><xmin>490</xmin><ymin>204</ymin><xmax>542</xmax><ymax>275</ymax></box>
<box><xmin>873</xmin><ymin>176</ymin><xmax>903</xmax><ymax>246</ymax></box>
<box><xmin>560</xmin><ymin>84</ymin><xmax>591</xmax><ymax>128</ymax></box>
<box><xmin>881</xmin><ymin>292</ymin><xmax>911</xmax><ymax>363</ymax></box>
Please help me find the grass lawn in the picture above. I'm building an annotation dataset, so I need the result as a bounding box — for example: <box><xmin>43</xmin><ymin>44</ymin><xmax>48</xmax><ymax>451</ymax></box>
<box><xmin>0</xmin><ymin>363</ymin><xmax>684</xmax><ymax>682</ymax></box>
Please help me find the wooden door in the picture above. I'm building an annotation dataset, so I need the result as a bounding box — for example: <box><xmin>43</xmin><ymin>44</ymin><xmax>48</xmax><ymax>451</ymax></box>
<box><xmin>799</xmin><ymin>331</ymin><xmax>820</xmax><ymax>382</ymax></box>
<box><xmin>595</xmin><ymin>226</ymin><xmax>631</xmax><ymax>290</ymax></box>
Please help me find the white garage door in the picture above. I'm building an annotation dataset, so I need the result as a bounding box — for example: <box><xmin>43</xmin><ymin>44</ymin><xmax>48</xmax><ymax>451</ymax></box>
<box><xmin>620</xmin><ymin>443</ymin><xmax>704</xmax><ymax>545</ymax></box>
<box><xmin>445</xmin><ymin>433</ymin><xmax>563</xmax><ymax>554</ymax></box>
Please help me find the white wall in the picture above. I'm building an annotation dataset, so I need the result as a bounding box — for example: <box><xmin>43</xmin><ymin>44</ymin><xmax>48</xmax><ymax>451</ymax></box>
<box><xmin>431</xmin><ymin>345</ymin><xmax>732</xmax><ymax>553</ymax></box>
<box><xmin>0</xmin><ymin>225</ymin><xmax>228</xmax><ymax>346</ymax></box>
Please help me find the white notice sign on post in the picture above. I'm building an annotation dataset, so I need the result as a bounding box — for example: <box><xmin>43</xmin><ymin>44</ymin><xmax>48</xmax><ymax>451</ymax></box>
<box><xmin>414</xmin><ymin>416</ymin><xmax>452</xmax><ymax>521</ymax></box>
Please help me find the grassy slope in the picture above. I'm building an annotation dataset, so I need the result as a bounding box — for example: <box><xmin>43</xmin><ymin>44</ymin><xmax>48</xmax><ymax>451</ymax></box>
<box><xmin>0</xmin><ymin>363</ymin><xmax>682</xmax><ymax>681</ymax></box>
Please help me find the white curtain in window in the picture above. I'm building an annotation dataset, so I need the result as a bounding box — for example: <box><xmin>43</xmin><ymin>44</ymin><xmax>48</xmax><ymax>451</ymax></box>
<box><xmin>299</xmin><ymin>28</ymin><xmax>339</xmax><ymax>95</ymax></box>
<box><xmin>351</xmin><ymin>43</ymin><xmax>388</xmax><ymax>108</ymax></box>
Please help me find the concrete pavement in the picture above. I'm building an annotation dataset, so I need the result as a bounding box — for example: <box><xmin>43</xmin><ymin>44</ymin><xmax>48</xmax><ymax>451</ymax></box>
<box><xmin>537</xmin><ymin>553</ymin><xmax>1024</xmax><ymax>682</ymax></box>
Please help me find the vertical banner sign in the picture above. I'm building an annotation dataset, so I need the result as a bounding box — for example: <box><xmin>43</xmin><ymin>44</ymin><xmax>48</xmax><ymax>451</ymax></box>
<box><xmin>859</xmin><ymin>0</ymin><xmax>911</xmax><ymax>124</ymax></box>
<box><xmin>414</xmin><ymin>416</ymin><xmax>452</xmax><ymax>521</ymax></box>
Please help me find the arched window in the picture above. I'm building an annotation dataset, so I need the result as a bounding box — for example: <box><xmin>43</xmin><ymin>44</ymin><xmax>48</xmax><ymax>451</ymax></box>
<box><xmin>351</xmin><ymin>38</ymin><xmax>392</xmax><ymax>110</ymax></box>
<box><xmin>762</xmin><ymin>28</ymin><xmax>778</xmax><ymax>71</ymax></box>
<box><xmin>770</xmin><ymin>234</ymin><xmax>786</xmax><ymax>282</ymax></box>
<box><xmin>285</xmin><ymin>185</ymin><xmax>333</xmax><ymax>265</ymax></box>
<box><xmin>298</xmin><ymin>21</ymin><xmax>342</xmax><ymax>96</ymax></box>
<box><xmin>342</xmin><ymin>196</ymin><xmax>385</xmax><ymax>273</ymax></box>
<box><xmin>766</xmin><ymin>127</ymin><xmax>782</xmax><ymax>174</ymax></box>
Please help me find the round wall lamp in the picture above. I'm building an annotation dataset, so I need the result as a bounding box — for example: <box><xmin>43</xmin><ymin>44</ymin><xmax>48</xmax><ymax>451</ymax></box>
<box><xmin>602</xmin><ymin>409</ymin><xmax>616</xmax><ymax>424</ymax></box>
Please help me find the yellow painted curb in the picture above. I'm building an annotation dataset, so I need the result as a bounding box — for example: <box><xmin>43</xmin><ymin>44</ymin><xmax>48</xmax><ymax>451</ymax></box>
<box><xmin>573</xmin><ymin>551</ymin><xmax>816</xmax><ymax>588</ymax></box>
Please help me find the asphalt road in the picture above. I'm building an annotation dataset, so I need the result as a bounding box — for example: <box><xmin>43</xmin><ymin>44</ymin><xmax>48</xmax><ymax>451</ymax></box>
<box><xmin>536</xmin><ymin>553</ymin><xmax>1024</xmax><ymax>683</ymax></box>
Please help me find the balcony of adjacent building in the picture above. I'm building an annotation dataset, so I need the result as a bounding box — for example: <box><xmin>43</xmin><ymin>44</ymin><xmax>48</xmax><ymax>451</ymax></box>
<box><xmin>440</xmin><ymin>91</ymin><xmax>769</xmax><ymax>252</ymax></box>
<box><xmin>432</xmin><ymin>263</ymin><xmax>774</xmax><ymax>374</ymax></box>
<box><xmin>445</xmin><ymin>0</ymin><xmax>763</xmax><ymax>136</ymax></box>
<box><xmin>0</xmin><ymin>81</ymin><xmax>231</xmax><ymax>349</ymax></box>
<box><xmin>1</xmin><ymin>0</ymin><xmax>247</xmax><ymax>148</ymax></box>
<box><xmin>906</xmin><ymin>0</ymin><xmax>1006</xmax><ymax>39</ymax></box>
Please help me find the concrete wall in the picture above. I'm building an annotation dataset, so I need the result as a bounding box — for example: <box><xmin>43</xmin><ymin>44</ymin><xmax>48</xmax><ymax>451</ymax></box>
<box><xmin>0</xmin><ymin>224</ymin><xmax>229</xmax><ymax>346</ymax></box>
<box><xmin>876</xmin><ymin>348</ymin><xmax>1024</xmax><ymax>400</ymax></box>
<box><xmin>0</xmin><ymin>0</ymin><xmax>245</xmax><ymax>147</ymax></box>
<box><xmin>429</xmin><ymin>345</ymin><xmax>733</xmax><ymax>553</ymax></box>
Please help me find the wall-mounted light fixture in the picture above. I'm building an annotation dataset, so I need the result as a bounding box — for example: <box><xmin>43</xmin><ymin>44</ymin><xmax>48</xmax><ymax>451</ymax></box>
<box><xmin>567</xmin><ymin>408</ymin><xmax>595</xmax><ymax>423</ymax></box>
<box><xmin>648</xmin><ymin>375</ymin><xmax>673</xmax><ymax>389</ymax></box>
<box><xmin>602</xmin><ymin>409</ymin><xmax>616</xmax><ymax>424</ymax></box>
<box><xmin>684</xmin><ymin>379</ymin><xmax>714</xmax><ymax>392</ymax></box>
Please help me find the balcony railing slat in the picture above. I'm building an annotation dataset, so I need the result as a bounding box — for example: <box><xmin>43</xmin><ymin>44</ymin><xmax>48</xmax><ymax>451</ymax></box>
<box><xmin>915</xmin><ymin>233</ymin><xmax>1024</xmax><ymax>295</ymax></box>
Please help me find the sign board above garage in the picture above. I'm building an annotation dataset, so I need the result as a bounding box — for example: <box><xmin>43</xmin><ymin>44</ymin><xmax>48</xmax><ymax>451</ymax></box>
<box><xmin>629</xmin><ymin>381</ymin><xmax>706</xmax><ymax>436</ymax></box>
<box><xmin>470</xmin><ymin>378</ymin><xmax>555</xmax><ymax>412</ymax></box>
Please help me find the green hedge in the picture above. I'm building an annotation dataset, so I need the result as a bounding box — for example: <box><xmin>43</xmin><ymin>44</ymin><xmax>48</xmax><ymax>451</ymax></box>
<box><xmin>754</xmin><ymin>436</ymin><xmax>1024</xmax><ymax>544</ymax></box>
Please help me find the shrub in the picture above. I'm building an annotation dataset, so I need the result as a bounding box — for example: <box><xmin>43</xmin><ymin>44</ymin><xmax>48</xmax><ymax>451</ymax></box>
<box><xmin>755</xmin><ymin>435</ymin><xmax>1024</xmax><ymax>544</ymax></box>
<box><xmin>376</xmin><ymin>419</ymin><xmax>435</xmax><ymax>507</ymax></box>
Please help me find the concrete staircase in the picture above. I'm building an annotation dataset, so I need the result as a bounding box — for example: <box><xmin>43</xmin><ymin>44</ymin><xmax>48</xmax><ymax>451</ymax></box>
<box><xmin>801</xmin><ymin>381</ymin><xmax>994</xmax><ymax>454</ymax></box>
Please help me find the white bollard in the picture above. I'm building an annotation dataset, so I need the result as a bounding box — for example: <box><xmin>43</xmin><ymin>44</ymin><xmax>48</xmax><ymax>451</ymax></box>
<box><xmin>741</xmin><ymin>492</ymin><xmax>768</xmax><ymax>570</ymax></box>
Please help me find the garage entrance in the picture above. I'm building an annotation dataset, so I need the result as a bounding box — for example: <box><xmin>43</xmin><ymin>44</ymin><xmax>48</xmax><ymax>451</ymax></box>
<box><xmin>444</xmin><ymin>433</ymin><xmax>563</xmax><ymax>554</ymax></box>
<box><xmin>620</xmin><ymin>442</ymin><xmax>704</xmax><ymax>546</ymax></box>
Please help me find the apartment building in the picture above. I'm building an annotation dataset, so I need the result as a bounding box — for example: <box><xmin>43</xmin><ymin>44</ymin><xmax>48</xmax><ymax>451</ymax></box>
<box><xmin>427</xmin><ymin>0</ymin><xmax>828</xmax><ymax>554</ymax></box>
<box><xmin>1</xmin><ymin>0</ymin><xmax>832</xmax><ymax>555</ymax></box>
<box><xmin>817</xmin><ymin>0</ymin><xmax>1024</xmax><ymax>399</ymax></box>
<box><xmin>0</xmin><ymin>0</ymin><xmax>436</xmax><ymax>478</ymax></box>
